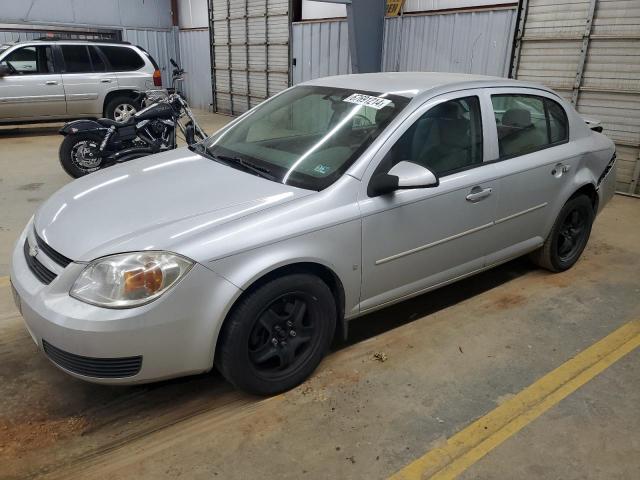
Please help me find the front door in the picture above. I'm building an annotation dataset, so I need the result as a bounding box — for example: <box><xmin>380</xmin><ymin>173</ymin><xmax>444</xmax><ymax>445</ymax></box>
<box><xmin>0</xmin><ymin>44</ymin><xmax>65</xmax><ymax>121</ymax></box>
<box><xmin>359</xmin><ymin>92</ymin><xmax>499</xmax><ymax>312</ymax></box>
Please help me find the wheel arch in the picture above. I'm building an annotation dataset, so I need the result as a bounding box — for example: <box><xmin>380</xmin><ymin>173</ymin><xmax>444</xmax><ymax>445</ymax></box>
<box><xmin>569</xmin><ymin>182</ymin><xmax>599</xmax><ymax>212</ymax></box>
<box><xmin>213</xmin><ymin>260</ymin><xmax>347</xmax><ymax>361</ymax></box>
<box><xmin>103</xmin><ymin>90</ymin><xmax>139</xmax><ymax>116</ymax></box>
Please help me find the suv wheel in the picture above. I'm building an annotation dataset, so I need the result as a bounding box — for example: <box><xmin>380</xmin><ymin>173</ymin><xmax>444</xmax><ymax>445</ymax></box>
<box><xmin>216</xmin><ymin>273</ymin><xmax>336</xmax><ymax>396</ymax></box>
<box><xmin>530</xmin><ymin>194</ymin><xmax>595</xmax><ymax>272</ymax></box>
<box><xmin>105</xmin><ymin>95</ymin><xmax>139</xmax><ymax>122</ymax></box>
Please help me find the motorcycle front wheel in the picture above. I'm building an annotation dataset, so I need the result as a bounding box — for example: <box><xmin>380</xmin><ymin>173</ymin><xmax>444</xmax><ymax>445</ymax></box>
<box><xmin>59</xmin><ymin>133</ymin><xmax>106</xmax><ymax>178</ymax></box>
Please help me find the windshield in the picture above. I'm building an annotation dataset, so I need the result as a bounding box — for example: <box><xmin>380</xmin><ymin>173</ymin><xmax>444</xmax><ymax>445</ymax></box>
<box><xmin>200</xmin><ymin>85</ymin><xmax>410</xmax><ymax>191</ymax></box>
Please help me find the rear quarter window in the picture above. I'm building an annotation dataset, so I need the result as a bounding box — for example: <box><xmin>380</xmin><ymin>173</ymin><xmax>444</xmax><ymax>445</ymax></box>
<box><xmin>99</xmin><ymin>46</ymin><xmax>145</xmax><ymax>71</ymax></box>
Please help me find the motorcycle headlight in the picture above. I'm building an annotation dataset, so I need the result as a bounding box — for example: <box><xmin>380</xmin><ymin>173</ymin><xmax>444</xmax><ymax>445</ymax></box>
<box><xmin>70</xmin><ymin>252</ymin><xmax>193</xmax><ymax>308</ymax></box>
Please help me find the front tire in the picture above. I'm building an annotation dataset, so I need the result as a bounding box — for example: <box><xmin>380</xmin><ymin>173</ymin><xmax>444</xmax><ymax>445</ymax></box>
<box><xmin>216</xmin><ymin>274</ymin><xmax>336</xmax><ymax>396</ymax></box>
<box><xmin>530</xmin><ymin>194</ymin><xmax>595</xmax><ymax>272</ymax></box>
<box><xmin>59</xmin><ymin>133</ymin><xmax>105</xmax><ymax>178</ymax></box>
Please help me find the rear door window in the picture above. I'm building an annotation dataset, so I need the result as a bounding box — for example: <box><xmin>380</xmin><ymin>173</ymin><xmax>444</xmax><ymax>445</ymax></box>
<box><xmin>491</xmin><ymin>94</ymin><xmax>569</xmax><ymax>159</ymax></box>
<box><xmin>60</xmin><ymin>45</ymin><xmax>92</xmax><ymax>73</ymax></box>
<box><xmin>98</xmin><ymin>46</ymin><xmax>145</xmax><ymax>71</ymax></box>
<box><xmin>88</xmin><ymin>46</ymin><xmax>106</xmax><ymax>72</ymax></box>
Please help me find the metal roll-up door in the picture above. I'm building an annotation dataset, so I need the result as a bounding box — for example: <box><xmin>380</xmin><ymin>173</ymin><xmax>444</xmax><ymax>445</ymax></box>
<box><xmin>208</xmin><ymin>0</ymin><xmax>290</xmax><ymax>115</ymax></box>
<box><xmin>512</xmin><ymin>0</ymin><xmax>640</xmax><ymax>196</ymax></box>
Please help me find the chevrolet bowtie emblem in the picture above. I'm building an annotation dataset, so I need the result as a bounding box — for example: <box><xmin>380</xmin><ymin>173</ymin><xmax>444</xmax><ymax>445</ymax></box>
<box><xmin>29</xmin><ymin>245</ymin><xmax>38</xmax><ymax>257</ymax></box>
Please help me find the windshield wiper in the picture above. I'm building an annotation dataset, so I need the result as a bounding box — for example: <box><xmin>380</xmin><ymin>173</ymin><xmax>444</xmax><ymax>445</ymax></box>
<box><xmin>214</xmin><ymin>154</ymin><xmax>277</xmax><ymax>181</ymax></box>
<box><xmin>189</xmin><ymin>143</ymin><xmax>277</xmax><ymax>181</ymax></box>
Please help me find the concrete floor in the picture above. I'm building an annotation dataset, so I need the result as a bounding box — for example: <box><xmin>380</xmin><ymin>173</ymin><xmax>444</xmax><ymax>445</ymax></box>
<box><xmin>0</xmin><ymin>114</ymin><xmax>639</xmax><ymax>479</ymax></box>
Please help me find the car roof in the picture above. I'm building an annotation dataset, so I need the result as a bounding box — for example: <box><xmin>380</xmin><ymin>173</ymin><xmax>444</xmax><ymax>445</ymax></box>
<box><xmin>3</xmin><ymin>39</ymin><xmax>134</xmax><ymax>46</ymax></box>
<box><xmin>302</xmin><ymin>72</ymin><xmax>554</xmax><ymax>99</ymax></box>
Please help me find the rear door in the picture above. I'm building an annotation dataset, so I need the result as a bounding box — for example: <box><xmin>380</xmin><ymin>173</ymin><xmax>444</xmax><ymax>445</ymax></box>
<box><xmin>0</xmin><ymin>44</ymin><xmax>65</xmax><ymax>121</ymax></box>
<box><xmin>98</xmin><ymin>45</ymin><xmax>151</xmax><ymax>92</ymax></box>
<box><xmin>484</xmin><ymin>89</ymin><xmax>575</xmax><ymax>265</ymax></box>
<box><xmin>59</xmin><ymin>44</ymin><xmax>116</xmax><ymax>117</ymax></box>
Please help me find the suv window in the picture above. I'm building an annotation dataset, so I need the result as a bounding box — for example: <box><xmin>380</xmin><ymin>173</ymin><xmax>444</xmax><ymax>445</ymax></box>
<box><xmin>89</xmin><ymin>46</ymin><xmax>106</xmax><ymax>72</ymax></box>
<box><xmin>60</xmin><ymin>45</ymin><xmax>92</xmax><ymax>73</ymax></box>
<box><xmin>1</xmin><ymin>45</ymin><xmax>54</xmax><ymax>74</ymax></box>
<box><xmin>98</xmin><ymin>46</ymin><xmax>144</xmax><ymax>71</ymax></box>
<box><xmin>492</xmin><ymin>94</ymin><xmax>568</xmax><ymax>158</ymax></box>
<box><xmin>381</xmin><ymin>96</ymin><xmax>483</xmax><ymax>177</ymax></box>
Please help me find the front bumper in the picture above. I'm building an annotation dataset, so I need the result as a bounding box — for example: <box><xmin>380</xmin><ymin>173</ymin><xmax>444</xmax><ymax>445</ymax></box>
<box><xmin>10</xmin><ymin>223</ymin><xmax>240</xmax><ymax>385</ymax></box>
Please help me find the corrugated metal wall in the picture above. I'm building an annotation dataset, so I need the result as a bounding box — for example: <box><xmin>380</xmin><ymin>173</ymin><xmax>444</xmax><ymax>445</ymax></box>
<box><xmin>384</xmin><ymin>9</ymin><xmax>516</xmax><ymax>76</ymax></box>
<box><xmin>291</xmin><ymin>20</ymin><xmax>350</xmax><ymax>84</ymax></box>
<box><xmin>123</xmin><ymin>28</ymin><xmax>180</xmax><ymax>87</ymax></box>
<box><xmin>292</xmin><ymin>8</ymin><xmax>517</xmax><ymax>85</ymax></box>
<box><xmin>403</xmin><ymin>0</ymin><xmax>516</xmax><ymax>13</ymax></box>
<box><xmin>0</xmin><ymin>0</ymin><xmax>172</xmax><ymax>29</ymax></box>
<box><xmin>208</xmin><ymin>0</ymin><xmax>290</xmax><ymax>115</ymax></box>
<box><xmin>179</xmin><ymin>29</ymin><xmax>213</xmax><ymax>110</ymax></box>
<box><xmin>513</xmin><ymin>0</ymin><xmax>640</xmax><ymax>195</ymax></box>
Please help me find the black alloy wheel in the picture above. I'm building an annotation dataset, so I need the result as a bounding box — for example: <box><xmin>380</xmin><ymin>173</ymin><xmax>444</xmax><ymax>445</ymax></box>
<box><xmin>530</xmin><ymin>194</ymin><xmax>594</xmax><ymax>272</ymax></box>
<box><xmin>557</xmin><ymin>207</ymin><xmax>589</xmax><ymax>262</ymax></box>
<box><xmin>248</xmin><ymin>293</ymin><xmax>316</xmax><ymax>377</ymax></box>
<box><xmin>216</xmin><ymin>273</ymin><xmax>336</xmax><ymax>396</ymax></box>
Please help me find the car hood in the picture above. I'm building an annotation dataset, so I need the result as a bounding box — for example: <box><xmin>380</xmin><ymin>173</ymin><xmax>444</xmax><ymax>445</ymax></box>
<box><xmin>34</xmin><ymin>148</ymin><xmax>312</xmax><ymax>262</ymax></box>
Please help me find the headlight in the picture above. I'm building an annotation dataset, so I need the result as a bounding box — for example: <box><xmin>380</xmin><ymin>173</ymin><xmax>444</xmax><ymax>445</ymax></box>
<box><xmin>70</xmin><ymin>251</ymin><xmax>193</xmax><ymax>308</ymax></box>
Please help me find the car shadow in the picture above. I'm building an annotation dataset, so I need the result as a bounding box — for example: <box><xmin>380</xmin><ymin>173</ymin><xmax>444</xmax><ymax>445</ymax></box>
<box><xmin>0</xmin><ymin>124</ymin><xmax>63</xmax><ymax>138</ymax></box>
<box><xmin>342</xmin><ymin>256</ymin><xmax>534</xmax><ymax>347</ymax></box>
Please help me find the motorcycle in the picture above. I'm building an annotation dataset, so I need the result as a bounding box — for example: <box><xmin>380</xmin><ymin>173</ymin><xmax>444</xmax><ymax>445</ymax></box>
<box><xmin>58</xmin><ymin>59</ymin><xmax>207</xmax><ymax>178</ymax></box>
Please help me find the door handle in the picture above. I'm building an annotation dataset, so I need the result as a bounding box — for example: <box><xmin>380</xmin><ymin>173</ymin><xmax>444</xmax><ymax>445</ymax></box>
<box><xmin>100</xmin><ymin>79</ymin><xmax>113</xmax><ymax>83</ymax></box>
<box><xmin>45</xmin><ymin>80</ymin><xmax>58</xmax><ymax>85</ymax></box>
<box><xmin>551</xmin><ymin>163</ymin><xmax>571</xmax><ymax>176</ymax></box>
<box><xmin>466</xmin><ymin>186</ymin><xmax>493</xmax><ymax>203</ymax></box>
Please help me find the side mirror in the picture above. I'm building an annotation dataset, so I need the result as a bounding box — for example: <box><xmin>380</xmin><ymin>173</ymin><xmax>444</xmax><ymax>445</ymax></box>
<box><xmin>0</xmin><ymin>64</ymin><xmax>11</xmax><ymax>77</ymax></box>
<box><xmin>369</xmin><ymin>161</ymin><xmax>438</xmax><ymax>196</ymax></box>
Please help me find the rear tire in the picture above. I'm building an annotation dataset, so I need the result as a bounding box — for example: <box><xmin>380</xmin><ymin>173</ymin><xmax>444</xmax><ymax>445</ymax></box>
<box><xmin>105</xmin><ymin>95</ymin><xmax>139</xmax><ymax>122</ymax></box>
<box><xmin>530</xmin><ymin>195</ymin><xmax>594</xmax><ymax>272</ymax></box>
<box><xmin>216</xmin><ymin>273</ymin><xmax>336</xmax><ymax>396</ymax></box>
<box><xmin>59</xmin><ymin>133</ymin><xmax>105</xmax><ymax>178</ymax></box>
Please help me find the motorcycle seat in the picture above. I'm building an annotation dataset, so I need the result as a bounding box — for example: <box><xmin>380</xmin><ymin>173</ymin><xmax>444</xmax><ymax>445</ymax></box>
<box><xmin>97</xmin><ymin>117</ymin><xmax>135</xmax><ymax>128</ymax></box>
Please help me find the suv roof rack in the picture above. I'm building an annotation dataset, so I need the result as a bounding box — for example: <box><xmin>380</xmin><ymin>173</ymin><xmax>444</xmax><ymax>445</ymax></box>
<box><xmin>34</xmin><ymin>37</ymin><xmax>131</xmax><ymax>44</ymax></box>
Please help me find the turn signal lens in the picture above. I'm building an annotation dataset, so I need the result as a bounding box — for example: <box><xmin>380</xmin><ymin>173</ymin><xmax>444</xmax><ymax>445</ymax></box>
<box><xmin>71</xmin><ymin>252</ymin><xmax>193</xmax><ymax>308</ymax></box>
<box><xmin>123</xmin><ymin>263</ymin><xmax>164</xmax><ymax>297</ymax></box>
<box><xmin>153</xmin><ymin>69</ymin><xmax>162</xmax><ymax>87</ymax></box>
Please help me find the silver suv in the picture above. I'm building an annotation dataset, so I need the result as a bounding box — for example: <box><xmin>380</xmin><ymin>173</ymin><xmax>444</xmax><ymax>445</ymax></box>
<box><xmin>0</xmin><ymin>40</ymin><xmax>162</xmax><ymax>123</ymax></box>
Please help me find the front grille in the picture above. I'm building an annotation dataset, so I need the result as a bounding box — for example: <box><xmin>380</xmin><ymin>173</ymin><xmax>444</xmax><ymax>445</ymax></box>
<box><xmin>34</xmin><ymin>230</ymin><xmax>72</xmax><ymax>267</ymax></box>
<box><xmin>24</xmin><ymin>239</ymin><xmax>57</xmax><ymax>284</ymax></box>
<box><xmin>43</xmin><ymin>340</ymin><xmax>142</xmax><ymax>378</ymax></box>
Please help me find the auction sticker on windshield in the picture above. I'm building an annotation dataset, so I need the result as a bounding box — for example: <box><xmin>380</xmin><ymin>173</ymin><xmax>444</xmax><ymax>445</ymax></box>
<box><xmin>343</xmin><ymin>93</ymin><xmax>392</xmax><ymax>110</ymax></box>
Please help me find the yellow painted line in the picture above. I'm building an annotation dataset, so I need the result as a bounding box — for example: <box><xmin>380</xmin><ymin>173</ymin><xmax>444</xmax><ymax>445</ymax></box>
<box><xmin>390</xmin><ymin>319</ymin><xmax>640</xmax><ymax>480</ymax></box>
<box><xmin>0</xmin><ymin>276</ymin><xmax>9</xmax><ymax>287</ymax></box>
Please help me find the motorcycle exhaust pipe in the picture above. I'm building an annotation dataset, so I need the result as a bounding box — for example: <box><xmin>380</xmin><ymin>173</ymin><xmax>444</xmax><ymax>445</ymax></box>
<box><xmin>107</xmin><ymin>147</ymin><xmax>156</xmax><ymax>163</ymax></box>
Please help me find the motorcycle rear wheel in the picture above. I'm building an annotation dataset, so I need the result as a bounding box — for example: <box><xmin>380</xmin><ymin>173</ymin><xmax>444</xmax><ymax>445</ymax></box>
<box><xmin>59</xmin><ymin>133</ymin><xmax>105</xmax><ymax>178</ymax></box>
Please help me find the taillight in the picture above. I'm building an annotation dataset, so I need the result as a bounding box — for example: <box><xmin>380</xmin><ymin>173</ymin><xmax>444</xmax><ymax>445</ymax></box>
<box><xmin>153</xmin><ymin>69</ymin><xmax>162</xmax><ymax>87</ymax></box>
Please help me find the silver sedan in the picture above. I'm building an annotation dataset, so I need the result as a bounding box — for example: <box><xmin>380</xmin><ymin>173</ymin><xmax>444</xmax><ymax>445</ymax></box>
<box><xmin>10</xmin><ymin>72</ymin><xmax>617</xmax><ymax>395</ymax></box>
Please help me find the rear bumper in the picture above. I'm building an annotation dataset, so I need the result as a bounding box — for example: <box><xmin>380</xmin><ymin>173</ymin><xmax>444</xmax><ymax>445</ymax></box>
<box><xmin>597</xmin><ymin>154</ymin><xmax>617</xmax><ymax>214</ymax></box>
<box><xmin>10</xmin><ymin>224</ymin><xmax>240</xmax><ymax>385</ymax></box>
